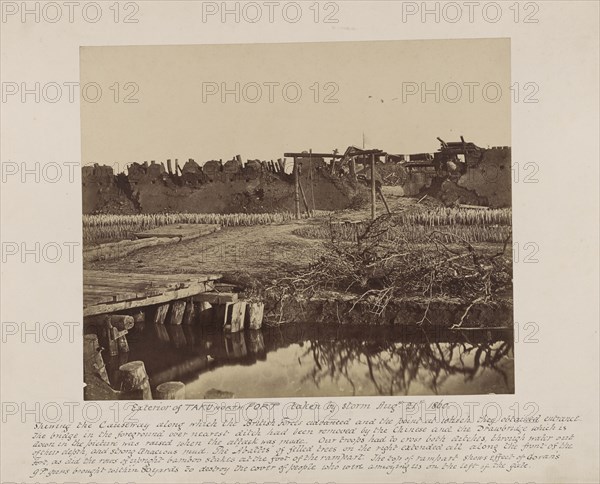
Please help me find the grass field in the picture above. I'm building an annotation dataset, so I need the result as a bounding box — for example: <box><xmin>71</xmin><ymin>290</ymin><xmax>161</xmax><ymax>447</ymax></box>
<box><xmin>83</xmin><ymin>206</ymin><xmax>511</xmax><ymax>246</ymax></box>
<box><xmin>82</xmin><ymin>211</ymin><xmax>322</xmax><ymax>245</ymax></box>
<box><xmin>294</xmin><ymin>207</ymin><xmax>512</xmax><ymax>244</ymax></box>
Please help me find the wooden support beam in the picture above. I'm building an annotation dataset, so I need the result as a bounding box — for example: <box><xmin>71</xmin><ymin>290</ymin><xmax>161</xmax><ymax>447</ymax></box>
<box><xmin>197</xmin><ymin>301</ymin><xmax>213</xmax><ymax>325</ymax></box>
<box><xmin>246</xmin><ymin>302</ymin><xmax>265</xmax><ymax>330</ymax></box>
<box><xmin>298</xmin><ymin>178</ymin><xmax>312</xmax><ymax>216</ymax></box>
<box><xmin>330</xmin><ymin>149</ymin><xmax>338</xmax><ymax>174</ymax></box>
<box><xmin>105</xmin><ymin>325</ymin><xmax>119</xmax><ymax>357</ymax></box>
<box><xmin>284</xmin><ymin>150</ymin><xmax>386</xmax><ymax>158</ymax></box>
<box><xmin>168</xmin><ymin>300</ymin><xmax>186</xmax><ymax>325</ymax></box>
<box><xmin>293</xmin><ymin>157</ymin><xmax>300</xmax><ymax>219</ymax></box>
<box><xmin>285</xmin><ymin>152</ymin><xmax>345</xmax><ymax>158</ymax></box>
<box><xmin>224</xmin><ymin>302</ymin><xmax>246</xmax><ymax>333</ymax></box>
<box><xmin>371</xmin><ymin>153</ymin><xmax>377</xmax><ymax>220</ymax></box>
<box><xmin>377</xmin><ymin>186</ymin><xmax>392</xmax><ymax>215</ymax></box>
<box><xmin>213</xmin><ymin>283</ymin><xmax>238</xmax><ymax>292</ymax></box>
<box><xmin>153</xmin><ymin>304</ymin><xmax>170</xmax><ymax>325</ymax></box>
<box><xmin>215</xmin><ymin>303</ymin><xmax>231</xmax><ymax>327</ymax></box>
<box><xmin>182</xmin><ymin>298</ymin><xmax>196</xmax><ymax>325</ymax></box>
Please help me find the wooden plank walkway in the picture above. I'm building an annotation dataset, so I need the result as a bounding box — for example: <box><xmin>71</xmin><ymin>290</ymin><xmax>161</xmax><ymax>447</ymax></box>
<box><xmin>83</xmin><ymin>270</ymin><xmax>221</xmax><ymax>317</ymax></box>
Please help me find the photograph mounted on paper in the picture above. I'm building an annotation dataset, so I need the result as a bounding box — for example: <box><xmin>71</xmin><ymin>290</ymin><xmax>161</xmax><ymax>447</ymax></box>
<box><xmin>80</xmin><ymin>39</ymin><xmax>513</xmax><ymax>400</ymax></box>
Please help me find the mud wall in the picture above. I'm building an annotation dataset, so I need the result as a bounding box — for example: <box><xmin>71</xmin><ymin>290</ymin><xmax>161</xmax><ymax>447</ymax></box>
<box><xmin>83</xmin><ymin>158</ymin><xmax>364</xmax><ymax>214</ymax></box>
<box><xmin>457</xmin><ymin>147</ymin><xmax>511</xmax><ymax>207</ymax></box>
<box><xmin>82</xmin><ymin>147</ymin><xmax>511</xmax><ymax>213</ymax></box>
<box><xmin>379</xmin><ymin>147</ymin><xmax>512</xmax><ymax>207</ymax></box>
<box><xmin>82</xmin><ymin>165</ymin><xmax>137</xmax><ymax>214</ymax></box>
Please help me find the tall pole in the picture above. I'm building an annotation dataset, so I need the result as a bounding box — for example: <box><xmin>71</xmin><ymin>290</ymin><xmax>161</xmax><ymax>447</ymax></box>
<box><xmin>371</xmin><ymin>153</ymin><xmax>376</xmax><ymax>220</ymax></box>
<box><xmin>293</xmin><ymin>156</ymin><xmax>300</xmax><ymax>219</ymax></box>
<box><xmin>309</xmin><ymin>149</ymin><xmax>315</xmax><ymax>214</ymax></box>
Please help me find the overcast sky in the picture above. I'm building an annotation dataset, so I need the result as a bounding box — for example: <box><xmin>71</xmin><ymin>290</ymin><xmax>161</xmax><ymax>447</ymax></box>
<box><xmin>80</xmin><ymin>39</ymin><xmax>510</xmax><ymax>171</ymax></box>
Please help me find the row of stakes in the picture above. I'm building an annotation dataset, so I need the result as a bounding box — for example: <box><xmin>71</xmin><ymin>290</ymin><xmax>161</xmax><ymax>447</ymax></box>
<box><xmin>84</xmin><ymin>298</ymin><xmax>265</xmax><ymax>400</ymax></box>
<box><xmin>84</xmin><ymin>331</ymin><xmax>182</xmax><ymax>400</ymax></box>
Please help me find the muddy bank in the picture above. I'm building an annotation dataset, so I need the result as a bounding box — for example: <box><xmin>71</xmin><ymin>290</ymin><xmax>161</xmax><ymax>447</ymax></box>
<box><xmin>264</xmin><ymin>292</ymin><xmax>512</xmax><ymax>328</ymax></box>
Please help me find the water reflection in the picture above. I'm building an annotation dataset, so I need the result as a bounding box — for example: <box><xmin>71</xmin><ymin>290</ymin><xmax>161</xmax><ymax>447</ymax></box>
<box><xmin>104</xmin><ymin>323</ymin><xmax>513</xmax><ymax>398</ymax></box>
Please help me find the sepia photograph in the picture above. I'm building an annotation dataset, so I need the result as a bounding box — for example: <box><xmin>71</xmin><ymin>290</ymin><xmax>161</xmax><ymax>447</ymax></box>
<box><xmin>3</xmin><ymin>2</ymin><xmax>599</xmax><ymax>483</ymax></box>
<box><xmin>81</xmin><ymin>39</ymin><xmax>513</xmax><ymax>400</ymax></box>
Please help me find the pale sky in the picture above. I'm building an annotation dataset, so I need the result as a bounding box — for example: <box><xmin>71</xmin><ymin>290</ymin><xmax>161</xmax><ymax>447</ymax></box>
<box><xmin>80</xmin><ymin>39</ymin><xmax>510</xmax><ymax>171</ymax></box>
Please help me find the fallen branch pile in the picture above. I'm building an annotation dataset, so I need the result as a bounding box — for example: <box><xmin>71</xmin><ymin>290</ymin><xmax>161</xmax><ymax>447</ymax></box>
<box><xmin>263</xmin><ymin>213</ymin><xmax>512</xmax><ymax>324</ymax></box>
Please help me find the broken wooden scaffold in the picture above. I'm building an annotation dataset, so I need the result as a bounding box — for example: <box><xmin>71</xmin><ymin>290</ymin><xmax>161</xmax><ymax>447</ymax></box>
<box><xmin>284</xmin><ymin>147</ymin><xmax>390</xmax><ymax>220</ymax></box>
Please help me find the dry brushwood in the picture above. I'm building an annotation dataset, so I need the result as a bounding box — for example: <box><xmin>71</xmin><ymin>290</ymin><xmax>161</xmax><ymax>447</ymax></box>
<box><xmin>264</xmin><ymin>213</ymin><xmax>512</xmax><ymax>324</ymax></box>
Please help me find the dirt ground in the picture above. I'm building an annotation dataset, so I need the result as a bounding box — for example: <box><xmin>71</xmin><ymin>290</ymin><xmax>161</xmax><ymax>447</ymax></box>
<box><xmin>85</xmin><ymin>189</ymin><xmax>408</xmax><ymax>277</ymax></box>
<box><xmin>86</xmin><ymin>219</ymin><xmax>326</xmax><ymax>279</ymax></box>
<box><xmin>85</xmin><ymin>190</ymin><xmax>490</xmax><ymax>283</ymax></box>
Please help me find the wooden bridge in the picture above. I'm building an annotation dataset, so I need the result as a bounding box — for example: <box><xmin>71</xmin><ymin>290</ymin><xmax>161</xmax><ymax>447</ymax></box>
<box><xmin>83</xmin><ymin>269</ymin><xmax>266</xmax><ymax>400</ymax></box>
<box><xmin>83</xmin><ymin>270</ymin><xmax>222</xmax><ymax>317</ymax></box>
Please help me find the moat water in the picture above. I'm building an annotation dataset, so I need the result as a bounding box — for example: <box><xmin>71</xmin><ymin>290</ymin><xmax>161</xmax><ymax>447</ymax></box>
<box><xmin>103</xmin><ymin>322</ymin><xmax>514</xmax><ymax>398</ymax></box>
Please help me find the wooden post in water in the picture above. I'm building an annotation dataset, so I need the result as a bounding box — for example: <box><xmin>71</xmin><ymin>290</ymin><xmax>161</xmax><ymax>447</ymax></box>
<box><xmin>182</xmin><ymin>298</ymin><xmax>196</xmax><ymax>325</ymax></box>
<box><xmin>105</xmin><ymin>323</ymin><xmax>119</xmax><ymax>357</ymax></box>
<box><xmin>226</xmin><ymin>301</ymin><xmax>247</xmax><ymax>333</ymax></box>
<box><xmin>197</xmin><ymin>301</ymin><xmax>213</xmax><ymax>325</ymax></box>
<box><xmin>156</xmin><ymin>381</ymin><xmax>186</xmax><ymax>400</ymax></box>
<box><xmin>153</xmin><ymin>304</ymin><xmax>169</xmax><ymax>324</ymax></box>
<box><xmin>115</xmin><ymin>328</ymin><xmax>130</xmax><ymax>353</ymax></box>
<box><xmin>293</xmin><ymin>157</ymin><xmax>300</xmax><ymax>219</ymax></box>
<box><xmin>371</xmin><ymin>153</ymin><xmax>377</xmax><ymax>220</ymax></box>
<box><xmin>83</xmin><ymin>334</ymin><xmax>110</xmax><ymax>384</ymax></box>
<box><xmin>118</xmin><ymin>361</ymin><xmax>152</xmax><ymax>400</ymax></box>
<box><xmin>168</xmin><ymin>300</ymin><xmax>186</xmax><ymax>325</ymax></box>
<box><xmin>246</xmin><ymin>302</ymin><xmax>265</xmax><ymax>330</ymax></box>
